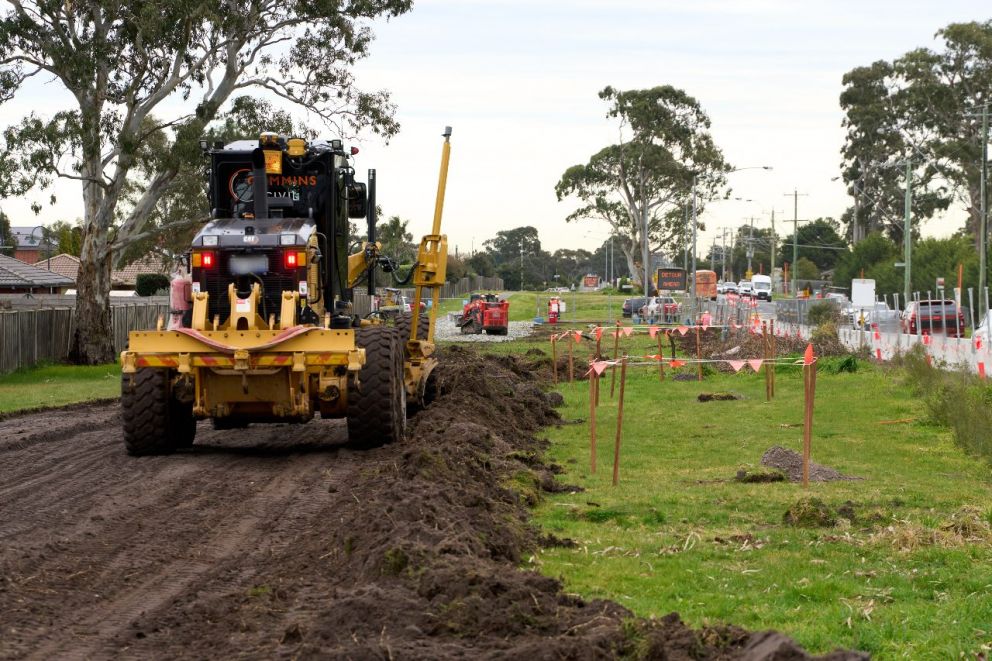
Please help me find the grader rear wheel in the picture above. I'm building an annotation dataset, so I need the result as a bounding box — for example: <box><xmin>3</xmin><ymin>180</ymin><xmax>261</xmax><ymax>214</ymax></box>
<box><xmin>394</xmin><ymin>311</ymin><xmax>430</xmax><ymax>343</ymax></box>
<box><xmin>122</xmin><ymin>369</ymin><xmax>196</xmax><ymax>455</ymax></box>
<box><xmin>347</xmin><ymin>327</ymin><xmax>406</xmax><ymax>448</ymax></box>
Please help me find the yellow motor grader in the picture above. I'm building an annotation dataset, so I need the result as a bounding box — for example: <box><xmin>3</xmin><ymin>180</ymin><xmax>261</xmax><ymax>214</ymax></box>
<box><xmin>119</xmin><ymin>128</ymin><xmax>452</xmax><ymax>454</ymax></box>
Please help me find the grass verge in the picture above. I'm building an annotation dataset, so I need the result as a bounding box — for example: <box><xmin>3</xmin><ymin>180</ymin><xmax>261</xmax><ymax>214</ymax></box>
<box><xmin>0</xmin><ymin>363</ymin><xmax>120</xmax><ymax>414</ymax></box>
<box><xmin>531</xmin><ymin>360</ymin><xmax>992</xmax><ymax>658</ymax></box>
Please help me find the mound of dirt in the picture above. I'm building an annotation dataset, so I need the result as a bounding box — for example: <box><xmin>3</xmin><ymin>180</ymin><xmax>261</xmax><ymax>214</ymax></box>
<box><xmin>784</xmin><ymin>497</ymin><xmax>837</xmax><ymax>527</ymax></box>
<box><xmin>735</xmin><ymin>468</ymin><xmax>786</xmax><ymax>483</ymax></box>
<box><xmin>761</xmin><ymin>445</ymin><xmax>862</xmax><ymax>482</ymax></box>
<box><xmin>699</xmin><ymin>392</ymin><xmax>741</xmax><ymax>402</ymax></box>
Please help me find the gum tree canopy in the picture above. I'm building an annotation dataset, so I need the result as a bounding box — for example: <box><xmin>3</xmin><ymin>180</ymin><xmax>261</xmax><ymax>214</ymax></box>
<box><xmin>840</xmin><ymin>21</ymin><xmax>992</xmax><ymax>247</ymax></box>
<box><xmin>555</xmin><ymin>86</ymin><xmax>729</xmax><ymax>287</ymax></box>
<box><xmin>0</xmin><ymin>0</ymin><xmax>411</xmax><ymax>363</ymax></box>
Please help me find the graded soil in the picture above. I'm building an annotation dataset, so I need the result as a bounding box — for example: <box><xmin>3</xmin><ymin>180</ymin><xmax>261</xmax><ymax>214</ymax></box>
<box><xmin>1</xmin><ymin>348</ymin><xmax>865</xmax><ymax>659</ymax></box>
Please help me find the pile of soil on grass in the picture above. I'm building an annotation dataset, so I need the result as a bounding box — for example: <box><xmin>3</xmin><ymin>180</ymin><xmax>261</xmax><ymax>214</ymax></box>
<box><xmin>699</xmin><ymin>392</ymin><xmax>741</xmax><ymax>402</ymax></box>
<box><xmin>523</xmin><ymin>348</ymin><xmax>591</xmax><ymax>381</ymax></box>
<box><xmin>784</xmin><ymin>497</ymin><xmax>862</xmax><ymax>528</ymax></box>
<box><xmin>784</xmin><ymin>497</ymin><xmax>838</xmax><ymax>527</ymax></box>
<box><xmin>735</xmin><ymin>468</ymin><xmax>786</xmax><ymax>483</ymax></box>
<box><xmin>761</xmin><ymin>445</ymin><xmax>863</xmax><ymax>483</ymax></box>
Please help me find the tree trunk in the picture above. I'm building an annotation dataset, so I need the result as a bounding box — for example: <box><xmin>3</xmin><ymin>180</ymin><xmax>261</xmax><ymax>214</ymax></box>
<box><xmin>622</xmin><ymin>243</ymin><xmax>641</xmax><ymax>289</ymax></box>
<box><xmin>71</xmin><ymin>230</ymin><xmax>115</xmax><ymax>364</ymax></box>
<box><xmin>966</xmin><ymin>181</ymin><xmax>982</xmax><ymax>251</ymax></box>
<box><xmin>70</xmin><ymin>117</ymin><xmax>116</xmax><ymax>365</ymax></box>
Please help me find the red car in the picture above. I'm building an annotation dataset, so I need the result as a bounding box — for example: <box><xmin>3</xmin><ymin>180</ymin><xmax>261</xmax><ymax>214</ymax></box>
<box><xmin>900</xmin><ymin>300</ymin><xmax>965</xmax><ymax>337</ymax></box>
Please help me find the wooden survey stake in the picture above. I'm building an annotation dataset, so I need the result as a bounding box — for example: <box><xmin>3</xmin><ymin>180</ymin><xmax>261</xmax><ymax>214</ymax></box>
<box><xmin>551</xmin><ymin>336</ymin><xmax>558</xmax><ymax>385</ymax></box>
<box><xmin>589</xmin><ymin>372</ymin><xmax>598</xmax><ymax>474</ymax></box>
<box><xmin>612</xmin><ymin>356</ymin><xmax>627</xmax><ymax>486</ymax></box>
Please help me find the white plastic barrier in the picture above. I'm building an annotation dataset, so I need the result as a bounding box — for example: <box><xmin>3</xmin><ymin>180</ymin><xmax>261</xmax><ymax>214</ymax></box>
<box><xmin>837</xmin><ymin>326</ymin><xmax>991</xmax><ymax>375</ymax></box>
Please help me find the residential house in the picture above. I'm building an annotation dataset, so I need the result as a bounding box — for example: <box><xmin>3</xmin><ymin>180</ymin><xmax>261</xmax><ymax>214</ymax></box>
<box><xmin>10</xmin><ymin>226</ymin><xmax>57</xmax><ymax>264</ymax></box>
<box><xmin>0</xmin><ymin>254</ymin><xmax>75</xmax><ymax>294</ymax></box>
<box><xmin>36</xmin><ymin>253</ymin><xmax>173</xmax><ymax>292</ymax></box>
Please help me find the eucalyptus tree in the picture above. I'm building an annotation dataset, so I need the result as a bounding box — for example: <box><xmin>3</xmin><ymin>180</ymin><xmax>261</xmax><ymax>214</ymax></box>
<box><xmin>555</xmin><ymin>86</ymin><xmax>729</xmax><ymax>287</ymax></box>
<box><xmin>839</xmin><ymin>21</ymin><xmax>992</xmax><ymax>247</ymax></box>
<box><xmin>0</xmin><ymin>0</ymin><xmax>410</xmax><ymax>363</ymax></box>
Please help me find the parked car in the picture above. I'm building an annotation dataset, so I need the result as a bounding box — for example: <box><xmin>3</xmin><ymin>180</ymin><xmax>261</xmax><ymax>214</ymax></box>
<box><xmin>646</xmin><ymin>295</ymin><xmax>682</xmax><ymax>322</ymax></box>
<box><xmin>622</xmin><ymin>297</ymin><xmax>648</xmax><ymax>318</ymax></box>
<box><xmin>900</xmin><ymin>299</ymin><xmax>965</xmax><ymax>337</ymax></box>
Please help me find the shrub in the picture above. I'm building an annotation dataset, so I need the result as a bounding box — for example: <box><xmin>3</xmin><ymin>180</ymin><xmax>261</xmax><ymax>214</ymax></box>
<box><xmin>901</xmin><ymin>345</ymin><xmax>992</xmax><ymax>462</ymax></box>
<box><xmin>135</xmin><ymin>273</ymin><xmax>171</xmax><ymax>296</ymax></box>
<box><xmin>806</xmin><ymin>301</ymin><xmax>840</xmax><ymax>327</ymax></box>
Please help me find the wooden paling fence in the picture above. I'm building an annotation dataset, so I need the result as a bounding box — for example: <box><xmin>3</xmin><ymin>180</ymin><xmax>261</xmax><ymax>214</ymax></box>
<box><xmin>0</xmin><ymin>302</ymin><xmax>169</xmax><ymax>374</ymax></box>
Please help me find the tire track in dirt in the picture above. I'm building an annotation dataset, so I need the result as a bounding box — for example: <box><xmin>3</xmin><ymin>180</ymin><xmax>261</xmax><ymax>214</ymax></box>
<box><xmin>0</xmin><ymin>404</ymin><xmax>355</xmax><ymax>660</ymax></box>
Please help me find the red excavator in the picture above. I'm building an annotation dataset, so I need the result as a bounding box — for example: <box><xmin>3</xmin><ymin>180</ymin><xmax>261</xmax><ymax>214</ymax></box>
<box><xmin>458</xmin><ymin>293</ymin><xmax>509</xmax><ymax>335</ymax></box>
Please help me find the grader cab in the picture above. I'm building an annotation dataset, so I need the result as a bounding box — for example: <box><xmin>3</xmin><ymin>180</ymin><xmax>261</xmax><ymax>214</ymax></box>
<box><xmin>120</xmin><ymin>129</ymin><xmax>452</xmax><ymax>455</ymax></box>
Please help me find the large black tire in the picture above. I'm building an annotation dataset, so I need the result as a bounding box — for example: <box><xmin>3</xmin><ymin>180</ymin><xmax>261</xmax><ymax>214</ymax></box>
<box><xmin>122</xmin><ymin>369</ymin><xmax>196</xmax><ymax>456</ymax></box>
<box><xmin>347</xmin><ymin>327</ymin><xmax>406</xmax><ymax>448</ymax></box>
<box><xmin>394</xmin><ymin>312</ymin><xmax>431</xmax><ymax>343</ymax></box>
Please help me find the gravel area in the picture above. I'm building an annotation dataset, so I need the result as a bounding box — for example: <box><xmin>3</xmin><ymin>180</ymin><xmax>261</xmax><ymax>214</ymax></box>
<box><xmin>433</xmin><ymin>314</ymin><xmax>534</xmax><ymax>343</ymax></box>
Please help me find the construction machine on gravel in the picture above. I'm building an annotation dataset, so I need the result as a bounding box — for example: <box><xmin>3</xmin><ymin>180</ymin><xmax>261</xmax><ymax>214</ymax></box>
<box><xmin>457</xmin><ymin>293</ymin><xmax>509</xmax><ymax>335</ymax></box>
<box><xmin>119</xmin><ymin>128</ymin><xmax>453</xmax><ymax>455</ymax></box>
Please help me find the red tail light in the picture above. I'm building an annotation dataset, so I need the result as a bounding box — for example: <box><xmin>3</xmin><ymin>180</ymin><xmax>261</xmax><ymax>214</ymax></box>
<box><xmin>284</xmin><ymin>251</ymin><xmax>298</xmax><ymax>269</ymax></box>
<box><xmin>202</xmin><ymin>252</ymin><xmax>215</xmax><ymax>268</ymax></box>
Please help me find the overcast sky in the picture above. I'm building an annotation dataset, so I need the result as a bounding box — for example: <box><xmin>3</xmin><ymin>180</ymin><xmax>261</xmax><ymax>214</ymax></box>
<box><xmin>1</xmin><ymin>0</ymin><xmax>988</xmax><ymax>262</ymax></box>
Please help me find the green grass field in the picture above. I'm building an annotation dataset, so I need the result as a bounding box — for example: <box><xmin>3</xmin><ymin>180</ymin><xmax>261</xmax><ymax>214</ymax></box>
<box><xmin>0</xmin><ymin>363</ymin><xmax>121</xmax><ymax>414</ymax></box>
<box><xmin>532</xmin><ymin>361</ymin><xmax>992</xmax><ymax>658</ymax></box>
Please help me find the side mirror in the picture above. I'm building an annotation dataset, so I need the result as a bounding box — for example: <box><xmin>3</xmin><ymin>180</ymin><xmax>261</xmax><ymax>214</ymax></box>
<box><xmin>348</xmin><ymin>182</ymin><xmax>367</xmax><ymax>219</ymax></box>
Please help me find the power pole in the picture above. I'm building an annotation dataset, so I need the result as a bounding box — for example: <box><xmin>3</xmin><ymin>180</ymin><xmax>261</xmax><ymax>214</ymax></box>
<box><xmin>746</xmin><ymin>217</ymin><xmax>755</xmax><ymax>276</ymax></box>
<box><xmin>784</xmin><ymin>189</ymin><xmax>809</xmax><ymax>294</ymax></box>
<box><xmin>520</xmin><ymin>244</ymin><xmax>524</xmax><ymax>291</ymax></box>
<box><xmin>682</xmin><ymin>205</ymin><xmax>689</xmax><ymax>290</ymax></box>
<box><xmin>721</xmin><ymin>228</ymin><xmax>727</xmax><ymax>282</ymax></box>
<box><xmin>691</xmin><ymin>175</ymin><xmax>698</xmax><ymax>298</ymax></box>
<box><xmin>981</xmin><ymin>105</ymin><xmax>989</xmax><ymax>317</ymax></box>
<box><xmin>770</xmin><ymin>210</ymin><xmax>777</xmax><ymax>292</ymax></box>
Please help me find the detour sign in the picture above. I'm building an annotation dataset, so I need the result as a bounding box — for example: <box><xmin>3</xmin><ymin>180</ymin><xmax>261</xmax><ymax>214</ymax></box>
<box><xmin>656</xmin><ymin>268</ymin><xmax>686</xmax><ymax>291</ymax></box>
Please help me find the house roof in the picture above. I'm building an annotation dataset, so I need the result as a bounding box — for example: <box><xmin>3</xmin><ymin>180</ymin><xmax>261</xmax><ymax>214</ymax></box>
<box><xmin>10</xmin><ymin>226</ymin><xmax>57</xmax><ymax>250</ymax></box>
<box><xmin>0</xmin><ymin>254</ymin><xmax>75</xmax><ymax>288</ymax></box>
<box><xmin>112</xmin><ymin>255</ymin><xmax>170</xmax><ymax>286</ymax></box>
<box><xmin>33</xmin><ymin>253</ymin><xmax>172</xmax><ymax>287</ymax></box>
<box><xmin>36</xmin><ymin>253</ymin><xmax>80</xmax><ymax>281</ymax></box>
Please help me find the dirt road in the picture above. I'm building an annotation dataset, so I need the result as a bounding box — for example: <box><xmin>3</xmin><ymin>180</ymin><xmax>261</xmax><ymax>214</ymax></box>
<box><xmin>1</xmin><ymin>403</ymin><xmax>364</xmax><ymax>659</ymax></box>
<box><xmin>0</xmin><ymin>350</ymin><xmax>864</xmax><ymax>660</ymax></box>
